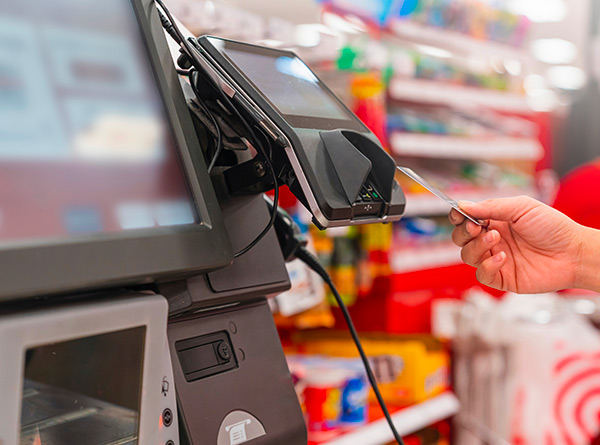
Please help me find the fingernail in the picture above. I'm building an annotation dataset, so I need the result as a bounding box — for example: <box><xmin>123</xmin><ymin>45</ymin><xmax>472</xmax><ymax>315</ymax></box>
<box><xmin>484</xmin><ymin>231</ymin><xmax>496</xmax><ymax>243</ymax></box>
<box><xmin>466</xmin><ymin>220</ymin><xmax>478</xmax><ymax>232</ymax></box>
<box><xmin>458</xmin><ymin>200</ymin><xmax>475</xmax><ymax>208</ymax></box>
<box><xmin>493</xmin><ymin>251</ymin><xmax>506</xmax><ymax>263</ymax></box>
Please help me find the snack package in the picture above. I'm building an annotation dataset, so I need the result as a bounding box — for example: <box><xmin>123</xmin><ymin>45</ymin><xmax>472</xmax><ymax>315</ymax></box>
<box><xmin>292</xmin><ymin>332</ymin><xmax>450</xmax><ymax>405</ymax></box>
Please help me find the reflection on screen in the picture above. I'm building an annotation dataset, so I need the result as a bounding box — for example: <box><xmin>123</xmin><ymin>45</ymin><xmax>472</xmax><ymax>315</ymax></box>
<box><xmin>20</xmin><ymin>327</ymin><xmax>145</xmax><ymax>445</ymax></box>
<box><xmin>219</xmin><ymin>45</ymin><xmax>352</xmax><ymax>121</ymax></box>
<box><xmin>0</xmin><ymin>0</ymin><xmax>196</xmax><ymax>243</ymax></box>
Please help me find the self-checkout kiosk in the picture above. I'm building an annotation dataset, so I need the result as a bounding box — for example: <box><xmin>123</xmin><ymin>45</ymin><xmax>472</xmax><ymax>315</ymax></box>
<box><xmin>0</xmin><ymin>0</ymin><xmax>405</xmax><ymax>444</ymax></box>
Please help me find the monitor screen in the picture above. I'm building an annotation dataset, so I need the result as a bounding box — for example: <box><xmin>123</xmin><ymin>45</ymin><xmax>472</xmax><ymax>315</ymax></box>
<box><xmin>20</xmin><ymin>327</ymin><xmax>146</xmax><ymax>444</ymax></box>
<box><xmin>215</xmin><ymin>41</ymin><xmax>355</xmax><ymax>122</ymax></box>
<box><xmin>0</xmin><ymin>0</ymin><xmax>196</xmax><ymax>244</ymax></box>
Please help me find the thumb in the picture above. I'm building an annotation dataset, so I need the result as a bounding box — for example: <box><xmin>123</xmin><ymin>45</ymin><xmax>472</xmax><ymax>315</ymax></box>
<box><xmin>458</xmin><ymin>196</ymin><xmax>539</xmax><ymax>223</ymax></box>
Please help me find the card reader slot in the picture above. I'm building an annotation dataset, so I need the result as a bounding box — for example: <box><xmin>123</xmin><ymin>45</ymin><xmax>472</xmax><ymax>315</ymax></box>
<box><xmin>341</xmin><ymin>130</ymin><xmax>396</xmax><ymax>203</ymax></box>
<box><xmin>354</xmin><ymin>184</ymin><xmax>383</xmax><ymax>203</ymax></box>
<box><xmin>320</xmin><ymin>130</ymin><xmax>372</xmax><ymax>205</ymax></box>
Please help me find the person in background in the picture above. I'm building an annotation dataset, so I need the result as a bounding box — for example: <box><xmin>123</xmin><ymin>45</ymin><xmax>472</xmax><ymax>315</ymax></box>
<box><xmin>448</xmin><ymin>196</ymin><xmax>600</xmax><ymax>294</ymax></box>
<box><xmin>553</xmin><ymin>158</ymin><xmax>600</xmax><ymax>231</ymax></box>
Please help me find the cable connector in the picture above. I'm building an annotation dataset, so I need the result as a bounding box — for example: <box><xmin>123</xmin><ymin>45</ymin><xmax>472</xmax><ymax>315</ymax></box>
<box><xmin>157</xmin><ymin>9</ymin><xmax>181</xmax><ymax>44</ymax></box>
<box><xmin>264</xmin><ymin>198</ymin><xmax>307</xmax><ymax>262</ymax></box>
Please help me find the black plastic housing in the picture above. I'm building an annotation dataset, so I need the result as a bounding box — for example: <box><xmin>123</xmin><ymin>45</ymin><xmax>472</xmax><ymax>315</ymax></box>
<box><xmin>194</xmin><ymin>36</ymin><xmax>406</xmax><ymax>229</ymax></box>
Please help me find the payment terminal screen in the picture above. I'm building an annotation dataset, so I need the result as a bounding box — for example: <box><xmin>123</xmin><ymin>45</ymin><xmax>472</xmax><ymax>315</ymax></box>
<box><xmin>0</xmin><ymin>0</ymin><xmax>196</xmax><ymax>243</ymax></box>
<box><xmin>219</xmin><ymin>44</ymin><xmax>354</xmax><ymax>121</ymax></box>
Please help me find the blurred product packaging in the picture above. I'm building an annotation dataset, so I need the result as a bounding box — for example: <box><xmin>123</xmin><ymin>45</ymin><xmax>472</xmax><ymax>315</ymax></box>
<box><xmin>433</xmin><ymin>291</ymin><xmax>600</xmax><ymax>445</ymax></box>
<box><xmin>288</xmin><ymin>331</ymin><xmax>450</xmax><ymax>406</ymax></box>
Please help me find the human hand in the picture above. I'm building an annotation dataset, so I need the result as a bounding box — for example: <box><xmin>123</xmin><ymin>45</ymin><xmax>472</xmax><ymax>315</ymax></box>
<box><xmin>449</xmin><ymin>196</ymin><xmax>586</xmax><ymax>294</ymax></box>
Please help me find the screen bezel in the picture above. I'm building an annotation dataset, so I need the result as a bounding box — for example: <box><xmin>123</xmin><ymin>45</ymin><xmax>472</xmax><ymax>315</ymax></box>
<box><xmin>206</xmin><ymin>37</ymin><xmax>367</xmax><ymax>132</ymax></box>
<box><xmin>0</xmin><ymin>0</ymin><xmax>233</xmax><ymax>302</ymax></box>
<box><xmin>0</xmin><ymin>294</ymin><xmax>168</xmax><ymax>445</ymax></box>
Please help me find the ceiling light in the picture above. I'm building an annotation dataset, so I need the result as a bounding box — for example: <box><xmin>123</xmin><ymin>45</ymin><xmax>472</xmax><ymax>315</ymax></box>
<box><xmin>546</xmin><ymin>66</ymin><xmax>587</xmax><ymax>90</ymax></box>
<box><xmin>531</xmin><ymin>38</ymin><xmax>577</xmax><ymax>64</ymax></box>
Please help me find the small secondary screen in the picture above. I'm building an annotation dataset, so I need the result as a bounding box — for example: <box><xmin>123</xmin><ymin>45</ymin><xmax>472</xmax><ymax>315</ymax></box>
<box><xmin>0</xmin><ymin>0</ymin><xmax>196</xmax><ymax>244</ymax></box>
<box><xmin>218</xmin><ymin>43</ymin><xmax>354</xmax><ymax>121</ymax></box>
<box><xmin>20</xmin><ymin>327</ymin><xmax>146</xmax><ymax>444</ymax></box>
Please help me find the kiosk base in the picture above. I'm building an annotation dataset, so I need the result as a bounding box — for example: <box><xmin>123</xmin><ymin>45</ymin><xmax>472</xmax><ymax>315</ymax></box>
<box><xmin>168</xmin><ymin>298</ymin><xmax>306</xmax><ymax>445</ymax></box>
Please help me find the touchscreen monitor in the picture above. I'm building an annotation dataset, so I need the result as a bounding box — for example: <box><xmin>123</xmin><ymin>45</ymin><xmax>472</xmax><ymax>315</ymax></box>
<box><xmin>0</xmin><ymin>0</ymin><xmax>232</xmax><ymax>300</ymax></box>
<box><xmin>0</xmin><ymin>0</ymin><xmax>195</xmax><ymax>243</ymax></box>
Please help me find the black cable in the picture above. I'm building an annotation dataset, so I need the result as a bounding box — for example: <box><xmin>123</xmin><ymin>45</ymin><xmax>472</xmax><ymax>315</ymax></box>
<box><xmin>195</xmin><ymin>61</ymin><xmax>280</xmax><ymax>258</ymax></box>
<box><xmin>154</xmin><ymin>0</ymin><xmax>191</xmax><ymax>55</ymax></box>
<box><xmin>232</xmin><ymin>125</ymin><xmax>278</xmax><ymax>258</ymax></box>
<box><xmin>153</xmin><ymin>0</ymin><xmax>279</xmax><ymax>258</ymax></box>
<box><xmin>295</xmin><ymin>246</ymin><xmax>405</xmax><ymax>445</ymax></box>
<box><xmin>206</xmin><ymin>128</ymin><xmax>222</xmax><ymax>173</ymax></box>
<box><xmin>189</xmin><ymin>72</ymin><xmax>222</xmax><ymax>173</ymax></box>
<box><xmin>157</xmin><ymin>9</ymin><xmax>180</xmax><ymax>44</ymax></box>
<box><xmin>200</xmin><ymin>69</ymin><xmax>280</xmax><ymax>257</ymax></box>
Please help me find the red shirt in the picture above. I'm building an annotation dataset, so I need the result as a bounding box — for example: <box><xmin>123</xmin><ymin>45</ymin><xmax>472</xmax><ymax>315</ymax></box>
<box><xmin>553</xmin><ymin>161</ymin><xmax>600</xmax><ymax>230</ymax></box>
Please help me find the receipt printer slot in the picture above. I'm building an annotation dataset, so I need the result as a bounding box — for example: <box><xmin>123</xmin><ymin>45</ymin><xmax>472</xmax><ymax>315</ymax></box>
<box><xmin>176</xmin><ymin>331</ymin><xmax>237</xmax><ymax>382</ymax></box>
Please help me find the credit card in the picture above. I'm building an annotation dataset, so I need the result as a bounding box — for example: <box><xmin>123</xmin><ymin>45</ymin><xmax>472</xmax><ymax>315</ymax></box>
<box><xmin>396</xmin><ymin>166</ymin><xmax>489</xmax><ymax>228</ymax></box>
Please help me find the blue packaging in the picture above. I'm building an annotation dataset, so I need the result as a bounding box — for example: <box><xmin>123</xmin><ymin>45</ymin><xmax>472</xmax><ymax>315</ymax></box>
<box><xmin>340</xmin><ymin>375</ymin><xmax>368</xmax><ymax>424</ymax></box>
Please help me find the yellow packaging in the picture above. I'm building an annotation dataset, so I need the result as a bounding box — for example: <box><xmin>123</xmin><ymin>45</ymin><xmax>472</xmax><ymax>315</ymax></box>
<box><xmin>294</xmin><ymin>332</ymin><xmax>449</xmax><ymax>405</ymax></box>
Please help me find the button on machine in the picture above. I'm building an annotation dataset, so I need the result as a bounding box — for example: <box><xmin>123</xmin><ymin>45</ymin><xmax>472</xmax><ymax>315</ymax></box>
<box><xmin>217</xmin><ymin>342</ymin><xmax>231</xmax><ymax>360</ymax></box>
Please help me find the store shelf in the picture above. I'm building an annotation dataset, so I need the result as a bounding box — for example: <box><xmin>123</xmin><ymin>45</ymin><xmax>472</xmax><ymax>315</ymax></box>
<box><xmin>390</xmin><ymin>244</ymin><xmax>461</xmax><ymax>273</ymax></box>
<box><xmin>403</xmin><ymin>187</ymin><xmax>537</xmax><ymax>217</ymax></box>
<box><xmin>389</xmin><ymin>19</ymin><xmax>529</xmax><ymax>61</ymax></box>
<box><xmin>388</xmin><ymin>78</ymin><xmax>531</xmax><ymax>113</ymax></box>
<box><xmin>322</xmin><ymin>392</ymin><xmax>460</xmax><ymax>445</ymax></box>
<box><xmin>390</xmin><ymin>133</ymin><xmax>543</xmax><ymax>161</ymax></box>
